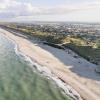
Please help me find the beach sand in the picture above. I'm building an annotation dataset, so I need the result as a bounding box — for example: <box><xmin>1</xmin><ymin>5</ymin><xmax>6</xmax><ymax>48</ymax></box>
<box><xmin>0</xmin><ymin>28</ymin><xmax>100</xmax><ymax>100</ymax></box>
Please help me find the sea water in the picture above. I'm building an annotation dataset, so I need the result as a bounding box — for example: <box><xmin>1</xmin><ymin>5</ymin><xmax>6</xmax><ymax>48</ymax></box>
<box><xmin>0</xmin><ymin>33</ymin><xmax>71</xmax><ymax>100</ymax></box>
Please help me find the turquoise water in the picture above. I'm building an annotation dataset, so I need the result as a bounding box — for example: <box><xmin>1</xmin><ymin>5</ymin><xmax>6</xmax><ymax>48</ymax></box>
<box><xmin>0</xmin><ymin>34</ymin><xmax>71</xmax><ymax>100</ymax></box>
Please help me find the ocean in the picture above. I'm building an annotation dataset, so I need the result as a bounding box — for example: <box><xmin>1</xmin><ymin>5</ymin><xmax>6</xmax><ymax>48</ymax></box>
<box><xmin>0</xmin><ymin>33</ymin><xmax>71</xmax><ymax>100</ymax></box>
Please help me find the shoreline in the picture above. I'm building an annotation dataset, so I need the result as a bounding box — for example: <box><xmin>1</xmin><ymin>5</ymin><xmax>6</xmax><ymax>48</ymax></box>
<box><xmin>0</xmin><ymin>29</ymin><xmax>82</xmax><ymax>100</ymax></box>
<box><xmin>0</xmin><ymin>28</ymin><xmax>100</xmax><ymax>100</ymax></box>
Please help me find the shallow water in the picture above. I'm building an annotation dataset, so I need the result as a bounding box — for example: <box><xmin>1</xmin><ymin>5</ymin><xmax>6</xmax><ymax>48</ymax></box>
<box><xmin>0</xmin><ymin>34</ymin><xmax>71</xmax><ymax>100</ymax></box>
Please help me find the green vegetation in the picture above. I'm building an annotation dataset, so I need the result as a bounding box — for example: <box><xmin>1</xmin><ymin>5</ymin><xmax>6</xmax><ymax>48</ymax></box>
<box><xmin>64</xmin><ymin>43</ymin><xmax>100</xmax><ymax>64</ymax></box>
<box><xmin>2</xmin><ymin>24</ymin><xmax>100</xmax><ymax>65</ymax></box>
<box><xmin>62</xmin><ymin>36</ymin><xmax>100</xmax><ymax>64</ymax></box>
<box><xmin>95</xmin><ymin>40</ymin><xmax>100</xmax><ymax>48</ymax></box>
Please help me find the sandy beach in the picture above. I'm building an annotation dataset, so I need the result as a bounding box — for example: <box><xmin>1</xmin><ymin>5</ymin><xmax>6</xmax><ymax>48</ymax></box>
<box><xmin>0</xmin><ymin>28</ymin><xmax>100</xmax><ymax>100</ymax></box>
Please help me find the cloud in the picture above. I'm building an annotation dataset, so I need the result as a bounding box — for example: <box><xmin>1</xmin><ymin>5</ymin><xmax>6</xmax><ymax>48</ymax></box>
<box><xmin>0</xmin><ymin>0</ymin><xmax>41</xmax><ymax>18</ymax></box>
<box><xmin>0</xmin><ymin>0</ymin><xmax>100</xmax><ymax>20</ymax></box>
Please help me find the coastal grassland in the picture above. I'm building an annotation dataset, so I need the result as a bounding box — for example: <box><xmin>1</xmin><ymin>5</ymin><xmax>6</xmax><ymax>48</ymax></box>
<box><xmin>2</xmin><ymin>24</ymin><xmax>100</xmax><ymax>64</ymax></box>
<box><xmin>64</xmin><ymin>43</ymin><xmax>100</xmax><ymax>64</ymax></box>
<box><xmin>62</xmin><ymin>35</ymin><xmax>100</xmax><ymax>64</ymax></box>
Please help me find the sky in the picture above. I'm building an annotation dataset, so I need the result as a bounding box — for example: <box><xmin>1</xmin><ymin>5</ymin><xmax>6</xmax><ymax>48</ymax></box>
<box><xmin>0</xmin><ymin>0</ymin><xmax>100</xmax><ymax>22</ymax></box>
